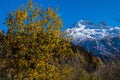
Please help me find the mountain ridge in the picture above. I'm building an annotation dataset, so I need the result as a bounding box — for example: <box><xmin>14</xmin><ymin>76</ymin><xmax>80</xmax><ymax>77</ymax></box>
<box><xmin>66</xmin><ymin>20</ymin><xmax>120</xmax><ymax>59</ymax></box>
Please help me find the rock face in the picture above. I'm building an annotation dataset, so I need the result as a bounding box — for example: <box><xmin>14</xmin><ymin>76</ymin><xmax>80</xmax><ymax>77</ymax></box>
<box><xmin>66</xmin><ymin>20</ymin><xmax>120</xmax><ymax>59</ymax></box>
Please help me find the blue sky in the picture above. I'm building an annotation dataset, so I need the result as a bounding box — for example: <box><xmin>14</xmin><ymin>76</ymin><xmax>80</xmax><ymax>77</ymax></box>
<box><xmin>0</xmin><ymin>0</ymin><xmax>120</xmax><ymax>31</ymax></box>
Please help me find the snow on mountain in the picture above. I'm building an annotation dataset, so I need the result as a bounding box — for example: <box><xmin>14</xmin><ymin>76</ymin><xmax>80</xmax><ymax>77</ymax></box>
<box><xmin>66</xmin><ymin>20</ymin><xmax>120</xmax><ymax>59</ymax></box>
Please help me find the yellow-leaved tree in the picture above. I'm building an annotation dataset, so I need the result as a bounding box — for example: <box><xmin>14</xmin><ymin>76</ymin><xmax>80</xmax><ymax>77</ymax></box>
<box><xmin>0</xmin><ymin>0</ymin><xmax>74</xmax><ymax>80</ymax></box>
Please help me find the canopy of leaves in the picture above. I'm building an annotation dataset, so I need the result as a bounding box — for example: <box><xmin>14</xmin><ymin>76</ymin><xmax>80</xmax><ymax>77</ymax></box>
<box><xmin>0</xmin><ymin>1</ymin><xmax>73</xmax><ymax>80</ymax></box>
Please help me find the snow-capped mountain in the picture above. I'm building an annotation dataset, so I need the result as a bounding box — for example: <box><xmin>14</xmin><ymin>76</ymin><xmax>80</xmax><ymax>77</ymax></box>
<box><xmin>66</xmin><ymin>20</ymin><xmax>120</xmax><ymax>59</ymax></box>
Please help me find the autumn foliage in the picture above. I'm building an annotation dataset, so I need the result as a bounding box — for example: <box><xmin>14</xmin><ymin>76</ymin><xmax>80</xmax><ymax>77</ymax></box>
<box><xmin>0</xmin><ymin>1</ymin><xmax>74</xmax><ymax>80</ymax></box>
